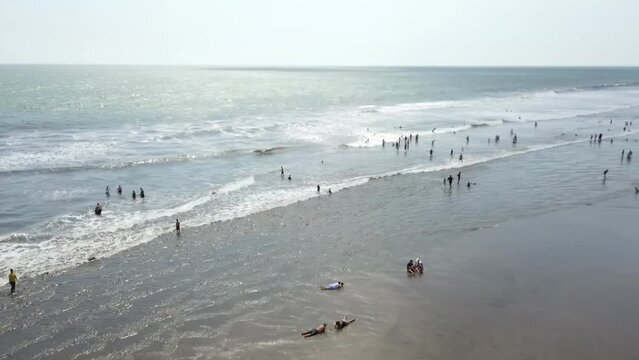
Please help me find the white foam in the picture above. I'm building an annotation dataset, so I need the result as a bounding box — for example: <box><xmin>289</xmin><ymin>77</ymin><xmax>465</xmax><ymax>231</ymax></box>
<box><xmin>217</xmin><ymin>176</ymin><xmax>256</xmax><ymax>194</ymax></box>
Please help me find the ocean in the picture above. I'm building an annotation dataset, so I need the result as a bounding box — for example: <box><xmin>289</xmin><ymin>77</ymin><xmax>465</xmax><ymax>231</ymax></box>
<box><xmin>2</xmin><ymin>66</ymin><xmax>639</xmax><ymax>359</ymax></box>
<box><xmin>1</xmin><ymin>66</ymin><xmax>639</xmax><ymax>276</ymax></box>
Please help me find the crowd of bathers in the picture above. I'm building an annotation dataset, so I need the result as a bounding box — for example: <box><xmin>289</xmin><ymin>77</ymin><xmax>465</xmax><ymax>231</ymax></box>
<box><xmin>94</xmin><ymin>185</ymin><xmax>146</xmax><ymax>215</ymax></box>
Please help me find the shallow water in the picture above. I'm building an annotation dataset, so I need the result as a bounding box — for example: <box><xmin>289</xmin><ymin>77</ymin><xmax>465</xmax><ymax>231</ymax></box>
<box><xmin>1</xmin><ymin>133</ymin><xmax>638</xmax><ymax>359</ymax></box>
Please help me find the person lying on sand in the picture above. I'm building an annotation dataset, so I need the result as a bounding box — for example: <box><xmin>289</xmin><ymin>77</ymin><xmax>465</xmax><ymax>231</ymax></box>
<box><xmin>334</xmin><ymin>316</ymin><xmax>356</xmax><ymax>330</ymax></box>
<box><xmin>321</xmin><ymin>281</ymin><xmax>343</xmax><ymax>290</ymax></box>
<box><xmin>301</xmin><ymin>323</ymin><xmax>326</xmax><ymax>338</ymax></box>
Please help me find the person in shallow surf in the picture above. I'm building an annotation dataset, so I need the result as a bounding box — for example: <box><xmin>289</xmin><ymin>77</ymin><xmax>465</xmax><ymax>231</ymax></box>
<box><xmin>94</xmin><ymin>203</ymin><xmax>102</xmax><ymax>215</ymax></box>
<box><xmin>117</xmin><ymin>185</ymin><xmax>122</xmax><ymax>194</ymax></box>
<box><xmin>139</xmin><ymin>188</ymin><xmax>145</xmax><ymax>198</ymax></box>
<box><xmin>132</xmin><ymin>190</ymin><xmax>136</xmax><ymax>199</ymax></box>
<box><xmin>334</xmin><ymin>316</ymin><xmax>356</xmax><ymax>330</ymax></box>
<box><xmin>301</xmin><ymin>323</ymin><xmax>326</xmax><ymax>338</ymax></box>
<box><xmin>321</xmin><ymin>281</ymin><xmax>343</xmax><ymax>290</ymax></box>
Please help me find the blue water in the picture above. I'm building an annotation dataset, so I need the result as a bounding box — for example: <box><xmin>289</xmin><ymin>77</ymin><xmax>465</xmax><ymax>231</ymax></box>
<box><xmin>2</xmin><ymin>66</ymin><xmax>639</xmax><ymax>275</ymax></box>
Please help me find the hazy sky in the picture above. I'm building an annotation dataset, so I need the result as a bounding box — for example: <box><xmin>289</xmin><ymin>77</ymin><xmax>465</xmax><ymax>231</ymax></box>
<box><xmin>1</xmin><ymin>0</ymin><xmax>638</xmax><ymax>66</ymax></box>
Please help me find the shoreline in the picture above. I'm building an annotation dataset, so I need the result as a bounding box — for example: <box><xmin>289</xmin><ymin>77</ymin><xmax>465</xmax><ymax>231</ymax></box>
<box><xmin>2</xmin><ymin>141</ymin><xmax>639</xmax><ymax>358</ymax></box>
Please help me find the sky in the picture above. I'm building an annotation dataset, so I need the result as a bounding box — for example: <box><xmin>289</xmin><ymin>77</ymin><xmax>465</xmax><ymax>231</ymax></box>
<box><xmin>1</xmin><ymin>0</ymin><xmax>638</xmax><ymax>66</ymax></box>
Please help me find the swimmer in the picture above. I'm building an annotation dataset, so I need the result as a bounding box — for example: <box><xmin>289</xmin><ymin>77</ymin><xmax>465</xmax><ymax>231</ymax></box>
<box><xmin>535</xmin><ymin>121</ymin><xmax>538</xmax><ymax>127</ymax></box>
<box><xmin>288</xmin><ymin>174</ymin><xmax>292</xmax><ymax>181</ymax></box>
<box><xmin>321</xmin><ymin>281</ymin><xmax>343</xmax><ymax>290</ymax></box>
<box><xmin>467</xmin><ymin>181</ymin><xmax>471</xmax><ymax>188</ymax></box>
<box><xmin>450</xmin><ymin>149</ymin><xmax>453</xmax><ymax>156</ymax></box>
<box><xmin>635</xmin><ymin>186</ymin><xmax>639</xmax><ymax>194</ymax></box>
<box><xmin>94</xmin><ymin>203</ymin><xmax>102</xmax><ymax>215</ymax></box>
<box><xmin>117</xmin><ymin>185</ymin><xmax>122</xmax><ymax>194</ymax></box>
<box><xmin>139</xmin><ymin>188</ymin><xmax>145</xmax><ymax>198</ymax></box>
<box><xmin>328</xmin><ymin>188</ymin><xmax>332</xmax><ymax>195</ymax></box>
<box><xmin>334</xmin><ymin>316</ymin><xmax>356</xmax><ymax>330</ymax></box>
<box><xmin>603</xmin><ymin>169</ymin><xmax>609</xmax><ymax>179</ymax></box>
<box><xmin>301</xmin><ymin>323</ymin><xmax>327</xmax><ymax>338</ymax></box>
<box><xmin>459</xmin><ymin>153</ymin><xmax>463</xmax><ymax>161</ymax></box>
<box><xmin>105</xmin><ymin>186</ymin><xmax>110</xmax><ymax>196</ymax></box>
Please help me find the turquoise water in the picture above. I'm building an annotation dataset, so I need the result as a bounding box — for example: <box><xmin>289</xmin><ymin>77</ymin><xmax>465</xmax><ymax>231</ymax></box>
<box><xmin>1</xmin><ymin>66</ymin><xmax>639</xmax><ymax>275</ymax></box>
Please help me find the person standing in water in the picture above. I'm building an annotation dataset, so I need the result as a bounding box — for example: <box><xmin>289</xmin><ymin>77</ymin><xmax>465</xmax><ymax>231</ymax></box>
<box><xmin>448</xmin><ymin>175</ymin><xmax>454</xmax><ymax>187</ymax></box>
<box><xmin>117</xmin><ymin>185</ymin><xmax>122</xmax><ymax>195</ymax></box>
<box><xmin>175</xmin><ymin>219</ymin><xmax>180</xmax><ymax>233</ymax></box>
<box><xmin>94</xmin><ymin>203</ymin><xmax>102</xmax><ymax>215</ymax></box>
<box><xmin>457</xmin><ymin>171</ymin><xmax>461</xmax><ymax>184</ymax></box>
<box><xmin>317</xmin><ymin>185</ymin><xmax>320</xmax><ymax>193</ymax></box>
<box><xmin>8</xmin><ymin>269</ymin><xmax>17</xmax><ymax>294</ymax></box>
<box><xmin>139</xmin><ymin>188</ymin><xmax>145</xmax><ymax>198</ymax></box>
<box><xmin>105</xmin><ymin>186</ymin><xmax>110</xmax><ymax>197</ymax></box>
<box><xmin>281</xmin><ymin>166</ymin><xmax>284</xmax><ymax>176</ymax></box>
<box><xmin>288</xmin><ymin>174</ymin><xmax>292</xmax><ymax>181</ymax></box>
<box><xmin>132</xmin><ymin>190</ymin><xmax>136</xmax><ymax>199</ymax></box>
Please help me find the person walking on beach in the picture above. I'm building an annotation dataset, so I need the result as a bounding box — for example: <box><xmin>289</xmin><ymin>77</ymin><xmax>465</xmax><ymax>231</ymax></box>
<box><xmin>457</xmin><ymin>171</ymin><xmax>461</xmax><ymax>184</ymax></box>
<box><xmin>175</xmin><ymin>219</ymin><xmax>180</xmax><ymax>233</ymax></box>
<box><xmin>139</xmin><ymin>188</ymin><xmax>145</xmax><ymax>198</ymax></box>
<box><xmin>448</xmin><ymin>175</ymin><xmax>453</xmax><ymax>187</ymax></box>
<box><xmin>334</xmin><ymin>316</ymin><xmax>356</xmax><ymax>330</ymax></box>
<box><xmin>8</xmin><ymin>269</ymin><xmax>17</xmax><ymax>294</ymax></box>
<box><xmin>301</xmin><ymin>323</ymin><xmax>326</xmax><ymax>338</ymax></box>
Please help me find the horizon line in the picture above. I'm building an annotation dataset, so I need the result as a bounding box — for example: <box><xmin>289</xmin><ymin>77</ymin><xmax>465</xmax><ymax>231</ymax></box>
<box><xmin>1</xmin><ymin>63</ymin><xmax>639</xmax><ymax>68</ymax></box>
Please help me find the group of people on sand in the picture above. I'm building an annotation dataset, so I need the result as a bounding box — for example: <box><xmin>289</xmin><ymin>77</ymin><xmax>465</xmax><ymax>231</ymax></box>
<box><xmin>95</xmin><ymin>185</ymin><xmax>146</xmax><ymax>215</ymax></box>
<box><xmin>407</xmin><ymin>258</ymin><xmax>424</xmax><ymax>275</ymax></box>
<box><xmin>301</xmin><ymin>281</ymin><xmax>355</xmax><ymax>338</ymax></box>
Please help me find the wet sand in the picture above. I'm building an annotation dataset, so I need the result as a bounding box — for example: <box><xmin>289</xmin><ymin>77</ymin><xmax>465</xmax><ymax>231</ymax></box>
<box><xmin>2</xmin><ymin>162</ymin><xmax>639</xmax><ymax>359</ymax></box>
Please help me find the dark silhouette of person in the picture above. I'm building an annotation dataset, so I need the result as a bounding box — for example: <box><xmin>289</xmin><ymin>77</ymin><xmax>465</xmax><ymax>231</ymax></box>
<box><xmin>139</xmin><ymin>188</ymin><xmax>145</xmax><ymax>198</ymax></box>
<box><xmin>457</xmin><ymin>172</ymin><xmax>461</xmax><ymax>184</ymax></box>
<box><xmin>176</xmin><ymin>219</ymin><xmax>180</xmax><ymax>233</ymax></box>
<box><xmin>448</xmin><ymin>175</ymin><xmax>453</xmax><ymax>187</ymax></box>
<box><xmin>317</xmin><ymin>185</ymin><xmax>320</xmax><ymax>193</ymax></box>
<box><xmin>132</xmin><ymin>190</ymin><xmax>136</xmax><ymax>200</ymax></box>
<box><xmin>117</xmin><ymin>185</ymin><xmax>122</xmax><ymax>194</ymax></box>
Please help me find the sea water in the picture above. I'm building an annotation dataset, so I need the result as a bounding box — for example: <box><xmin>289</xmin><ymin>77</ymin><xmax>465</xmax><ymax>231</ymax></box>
<box><xmin>1</xmin><ymin>66</ymin><xmax>639</xmax><ymax>275</ymax></box>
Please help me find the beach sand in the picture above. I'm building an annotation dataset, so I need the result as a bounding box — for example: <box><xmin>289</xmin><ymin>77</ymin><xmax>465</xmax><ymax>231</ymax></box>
<box><xmin>2</xmin><ymin>166</ymin><xmax>639</xmax><ymax>359</ymax></box>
